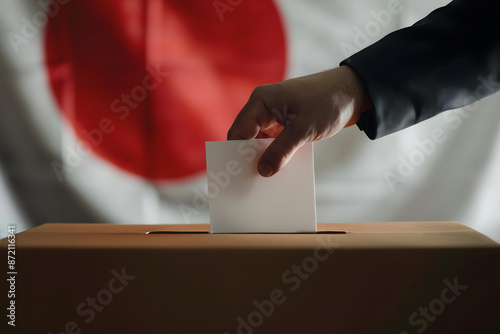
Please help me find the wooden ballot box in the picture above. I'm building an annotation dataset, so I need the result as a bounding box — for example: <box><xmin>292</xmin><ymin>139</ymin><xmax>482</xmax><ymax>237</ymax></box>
<box><xmin>1</xmin><ymin>222</ymin><xmax>499</xmax><ymax>333</ymax></box>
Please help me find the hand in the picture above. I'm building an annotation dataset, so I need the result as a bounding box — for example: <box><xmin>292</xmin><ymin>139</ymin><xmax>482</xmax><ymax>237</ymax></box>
<box><xmin>227</xmin><ymin>65</ymin><xmax>372</xmax><ymax>177</ymax></box>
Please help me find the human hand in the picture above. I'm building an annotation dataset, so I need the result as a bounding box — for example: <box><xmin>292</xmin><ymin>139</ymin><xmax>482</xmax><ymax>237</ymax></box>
<box><xmin>227</xmin><ymin>65</ymin><xmax>372</xmax><ymax>177</ymax></box>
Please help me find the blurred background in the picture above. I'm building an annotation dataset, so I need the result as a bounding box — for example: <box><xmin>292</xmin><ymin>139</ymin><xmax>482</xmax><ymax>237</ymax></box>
<box><xmin>1</xmin><ymin>0</ymin><xmax>499</xmax><ymax>242</ymax></box>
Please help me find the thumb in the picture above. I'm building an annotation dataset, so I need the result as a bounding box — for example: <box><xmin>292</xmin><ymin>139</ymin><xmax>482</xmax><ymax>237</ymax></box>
<box><xmin>257</xmin><ymin>124</ymin><xmax>307</xmax><ymax>177</ymax></box>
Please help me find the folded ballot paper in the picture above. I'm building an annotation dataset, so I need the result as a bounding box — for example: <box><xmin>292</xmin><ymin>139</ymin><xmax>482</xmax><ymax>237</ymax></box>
<box><xmin>205</xmin><ymin>139</ymin><xmax>316</xmax><ymax>233</ymax></box>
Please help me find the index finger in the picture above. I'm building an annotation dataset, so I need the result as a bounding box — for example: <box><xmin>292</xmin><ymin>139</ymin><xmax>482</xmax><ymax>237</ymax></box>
<box><xmin>227</xmin><ymin>88</ymin><xmax>277</xmax><ymax>140</ymax></box>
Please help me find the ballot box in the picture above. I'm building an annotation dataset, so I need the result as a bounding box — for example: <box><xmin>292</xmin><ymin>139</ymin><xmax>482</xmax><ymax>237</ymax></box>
<box><xmin>1</xmin><ymin>222</ymin><xmax>499</xmax><ymax>334</ymax></box>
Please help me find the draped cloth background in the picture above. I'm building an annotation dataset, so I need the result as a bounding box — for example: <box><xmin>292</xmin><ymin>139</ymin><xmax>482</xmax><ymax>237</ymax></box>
<box><xmin>1</xmin><ymin>0</ymin><xmax>499</xmax><ymax>242</ymax></box>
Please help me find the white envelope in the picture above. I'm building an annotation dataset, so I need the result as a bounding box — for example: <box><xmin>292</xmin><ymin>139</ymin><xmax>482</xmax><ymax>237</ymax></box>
<box><xmin>206</xmin><ymin>139</ymin><xmax>316</xmax><ymax>233</ymax></box>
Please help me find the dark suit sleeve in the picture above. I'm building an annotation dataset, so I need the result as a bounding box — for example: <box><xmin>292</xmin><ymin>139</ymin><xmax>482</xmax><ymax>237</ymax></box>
<box><xmin>341</xmin><ymin>0</ymin><xmax>500</xmax><ymax>139</ymax></box>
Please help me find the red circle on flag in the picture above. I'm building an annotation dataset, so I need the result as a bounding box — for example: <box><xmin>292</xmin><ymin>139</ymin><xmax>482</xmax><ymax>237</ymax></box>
<box><xmin>45</xmin><ymin>0</ymin><xmax>286</xmax><ymax>180</ymax></box>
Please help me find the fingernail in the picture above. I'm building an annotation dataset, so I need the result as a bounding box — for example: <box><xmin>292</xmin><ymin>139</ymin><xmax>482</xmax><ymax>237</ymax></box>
<box><xmin>258</xmin><ymin>162</ymin><xmax>274</xmax><ymax>177</ymax></box>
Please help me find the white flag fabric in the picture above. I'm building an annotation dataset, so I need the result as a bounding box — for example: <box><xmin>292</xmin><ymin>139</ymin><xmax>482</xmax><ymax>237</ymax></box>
<box><xmin>0</xmin><ymin>0</ymin><xmax>499</xmax><ymax>242</ymax></box>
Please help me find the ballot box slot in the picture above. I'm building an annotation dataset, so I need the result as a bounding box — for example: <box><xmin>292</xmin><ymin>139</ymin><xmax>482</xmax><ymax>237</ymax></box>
<box><xmin>147</xmin><ymin>231</ymin><xmax>209</xmax><ymax>234</ymax></box>
<box><xmin>146</xmin><ymin>231</ymin><xmax>346</xmax><ymax>234</ymax></box>
<box><xmin>316</xmin><ymin>231</ymin><xmax>346</xmax><ymax>234</ymax></box>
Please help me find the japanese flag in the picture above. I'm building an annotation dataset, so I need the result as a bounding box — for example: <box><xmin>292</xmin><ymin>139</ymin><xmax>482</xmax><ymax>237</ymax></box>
<box><xmin>1</xmin><ymin>0</ymin><xmax>499</xmax><ymax>242</ymax></box>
